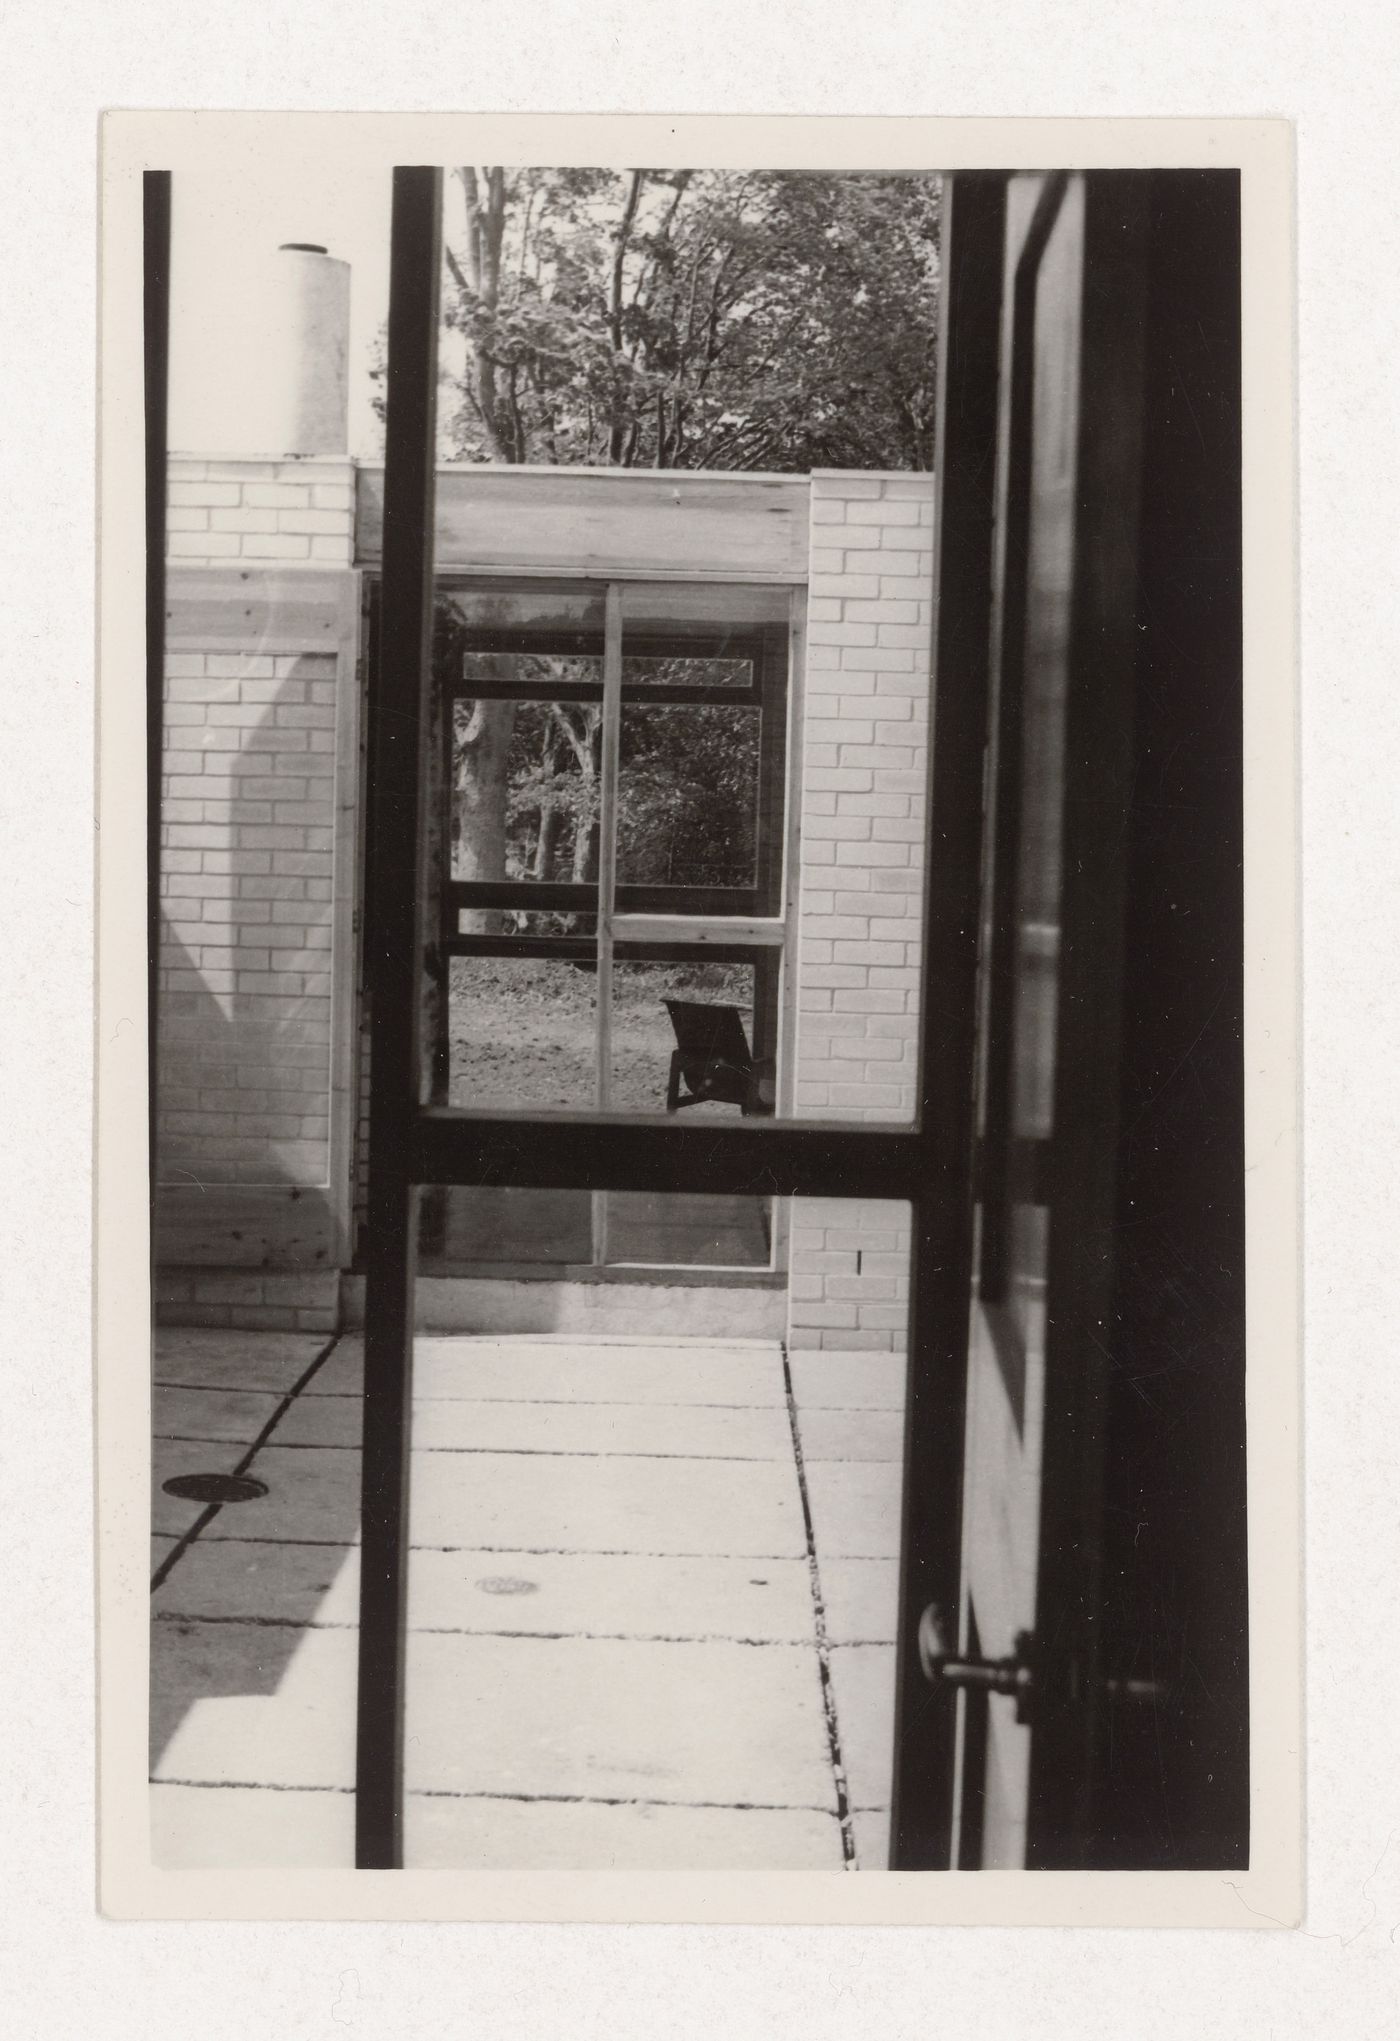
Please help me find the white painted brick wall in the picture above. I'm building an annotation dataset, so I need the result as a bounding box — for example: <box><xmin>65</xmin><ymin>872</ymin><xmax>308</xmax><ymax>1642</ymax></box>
<box><xmin>155</xmin><ymin>1267</ymin><xmax>339</xmax><ymax>1332</ymax></box>
<box><xmin>788</xmin><ymin>470</ymin><xmax>934</xmax><ymax>1352</ymax></box>
<box><xmin>166</xmin><ymin>455</ymin><xmax>355</xmax><ymax>567</ymax></box>
<box><xmin>156</xmin><ymin>648</ymin><xmax>339</xmax><ymax>1190</ymax></box>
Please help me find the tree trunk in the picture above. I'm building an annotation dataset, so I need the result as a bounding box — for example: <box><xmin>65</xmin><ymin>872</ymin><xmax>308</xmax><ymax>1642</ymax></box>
<box><xmin>454</xmin><ymin>694</ymin><xmax>519</xmax><ymax>931</ymax></box>
<box><xmin>532</xmin><ymin>723</ymin><xmax>563</xmax><ymax>879</ymax></box>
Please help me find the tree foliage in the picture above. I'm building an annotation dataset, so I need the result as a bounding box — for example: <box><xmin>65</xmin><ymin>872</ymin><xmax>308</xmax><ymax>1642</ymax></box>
<box><xmin>424</xmin><ymin>166</ymin><xmax>941</xmax><ymax>472</ymax></box>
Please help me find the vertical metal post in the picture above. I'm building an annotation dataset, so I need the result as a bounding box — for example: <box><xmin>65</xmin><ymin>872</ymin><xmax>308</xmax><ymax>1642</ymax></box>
<box><xmin>355</xmin><ymin>165</ymin><xmax>442</xmax><ymax>1870</ymax></box>
<box><xmin>590</xmin><ymin>583</ymin><xmax>623</xmax><ymax>1263</ymax></box>
<box><xmin>144</xmin><ymin>172</ymin><xmax>171</xmax><ymax>1198</ymax></box>
<box><xmin>890</xmin><ymin>172</ymin><xmax>1008</xmax><ymax>1868</ymax></box>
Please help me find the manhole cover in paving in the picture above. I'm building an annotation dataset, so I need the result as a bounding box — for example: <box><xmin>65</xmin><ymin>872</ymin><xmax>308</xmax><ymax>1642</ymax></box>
<box><xmin>162</xmin><ymin>1473</ymin><xmax>269</xmax><ymax>1504</ymax></box>
<box><xmin>475</xmin><ymin>1576</ymin><xmax>539</xmax><ymax>1596</ymax></box>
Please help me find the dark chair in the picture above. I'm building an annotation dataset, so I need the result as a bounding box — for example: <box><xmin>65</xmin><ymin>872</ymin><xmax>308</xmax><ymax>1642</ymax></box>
<box><xmin>663</xmin><ymin>999</ymin><xmax>776</xmax><ymax>1116</ymax></box>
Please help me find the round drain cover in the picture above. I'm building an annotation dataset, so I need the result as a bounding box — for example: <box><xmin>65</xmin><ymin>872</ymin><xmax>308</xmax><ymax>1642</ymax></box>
<box><xmin>476</xmin><ymin>1576</ymin><xmax>539</xmax><ymax>1596</ymax></box>
<box><xmin>162</xmin><ymin>1472</ymin><xmax>269</xmax><ymax>1504</ymax></box>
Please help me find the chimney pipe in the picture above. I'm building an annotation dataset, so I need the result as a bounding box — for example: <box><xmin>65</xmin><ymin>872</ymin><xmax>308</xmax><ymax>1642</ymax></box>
<box><xmin>263</xmin><ymin>242</ymin><xmax>351</xmax><ymax>457</ymax></box>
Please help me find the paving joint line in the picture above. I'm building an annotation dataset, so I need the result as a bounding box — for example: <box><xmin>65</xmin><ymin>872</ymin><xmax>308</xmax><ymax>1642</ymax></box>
<box><xmin>153</xmin><ymin>1611</ymin><xmax>821</xmax><ymax>1646</ymax></box>
<box><xmin>781</xmin><ymin>1346</ymin><xmax>858</xmax><ymax>1869</ymax></box>
<box><xmin>155</xmin><ymin>1436</ymin><xmax>786</xmax><ymax>1465</ymax></box>
<box><xmin>152</xmin><ymin>1777</ymin><xmax>842</xmax><ymax>1816</ymax></box>
<box><xmin>154</xmin><ymin>1384</ymin><xmax>785</xmax><ymax>1412</ymax></box>
<box><xmin>158</xmin><ymin>1535</ymin><xmax>808</xmax><ymax>1561</ymax></box>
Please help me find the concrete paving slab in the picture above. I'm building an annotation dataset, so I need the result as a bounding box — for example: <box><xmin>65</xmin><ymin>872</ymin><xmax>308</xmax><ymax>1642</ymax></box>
<box><xmin>153</xmin><ymin>1329</ymin><xmax>330</xmax><ymax>1392</ymax></box>
<box><xmin>191</xmin><ymin>1444</ymin><xmax>360</xmax><ymax>1546</ymax></box>
<box><xmin>410</xmin><ymin>1397</ymin><xmax>793</xmax><ymax>1459</ymax></box>
<box><xmin>150</xmin><ymin>1782</ymin><xmax>846</xmax><ymax>1870</ymax></box>
<box><xmin>851</xmin><ymin>1807</ymin><xmax>892</xmax><ymax>1870</ymax></box>
<box><xmin>154</xmin><ymin>1623</ymin><xmax>838</xmax><ymax>1812</ymax></box>
<box><xmin>151</xmin><ymin>1782</ymin><xmax>354</xmax><ymax>1868</ymax></box>
<box><xmin>404</xmin><ymin>1548</ymin><xmax>816</xmax><ymax>1641</ymax></box>
<box><xmin>828</xmin><ymin>1643</ymin><xmax>897</xmax><ymax>1811</ymax></box>
<box><xmin>152</xmin><ymin>1438</ymin><xmax>248</xmax><ymax>1538</ymax></box>
<box><xmin>429</xmin><ymin>1333</ymin><xmax>782</xmax><ymax>1348</ymax></box>
<box><xmin>819</xmin><ymin>1558</ymin><xmax>900</xmax><ymax>1645</ymax></box>
<box><xmin>795</xmin><ymin>1407</ymin><xmax>904</xmax><ymax>1463</ymax></box>
<box><xmin>258</xmin><ymin>1394</ymin><xmax>362</xmax><ymax>1447</ymax></box>
<box><xmin>276</xmin><ymin>1394</ymin><xmax>792</xmax><ymax>1459</ymax></box>
<box><xmin>803</xmin><ymin>1459</ymin><xmax>903</xmax><ymax>1559</ymax></box>
<box><xmin>788</xmin><ymin>1349</ymin><xmax>907</xmax><ymax>1411</ymax></box>
<box><xmin>153</xmin><ymin>1622</ymin><xmax>355</xmax><ymax>1786</ymax></box>
<box><xmin>151</xmin><ymin>1611</ymin><xmax>330</xmax><ymax>1769</ymax></box>
<box><xmin>292</xmin><ymin>1337</ymin><xmax>362</xmax><ymax>1395</ymax></box>
<box><xmin>153</xmin><ymin>1539</ymin><xmax>818</xmax><ymax>1643</ymax></box>
<box><xmin>154</xmin><ymin>1387</ymin><xmax>284</xmax><ymax>1443</ymax></box>
<box><xmin>188</xmin><ymin>1442</ymin><xmax>807</xmax><ymax>1557</ymax></box>
<box><xmin>406</xmin><ymin>1447</ymin><xmax>808</xmax><ymax>1558</ymax></box>
<box><xmin>406</xmin><ymin>1279</ymin><xmax>786</xmax><ymax>1339</ymax></box>
<box><xmin>410</xmin><ymin>1337</ymin><xmax>788</xmax><ymax>1407</ymax></box>
<box><xmin>402</xmin><ymin>1632</ymin><xmax>837</xmax><ymax>1809</ymax></box>
<box><xmin>153</xmin><ymin>1537</ymin><xmax>358</xmax><ymax>1626</ymax></box>
<box><xmin>406</xmin><ymin>1794</ymin><xmax>845</xmax><ymax>1870</ymax></box>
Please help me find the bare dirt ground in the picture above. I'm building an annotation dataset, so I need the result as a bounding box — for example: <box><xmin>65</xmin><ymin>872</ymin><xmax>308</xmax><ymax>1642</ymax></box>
<box><xmin>448</xmin><ymin>957</ymin><xmax>749</xmax><ymax>1116</ymax></box>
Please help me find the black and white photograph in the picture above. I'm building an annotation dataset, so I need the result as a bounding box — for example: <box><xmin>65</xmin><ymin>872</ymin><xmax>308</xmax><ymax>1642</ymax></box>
<box><xmin>96</xmin><ymin>115</ymin><xmax>1298</xmax><ymax>1915</ymax></box>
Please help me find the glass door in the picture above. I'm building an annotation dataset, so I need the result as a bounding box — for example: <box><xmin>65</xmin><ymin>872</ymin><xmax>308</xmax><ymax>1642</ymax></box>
<box><xmin>410</xmin><ymin>575</ymin><xmax>791</xmax><ymax>1273</ymax></box>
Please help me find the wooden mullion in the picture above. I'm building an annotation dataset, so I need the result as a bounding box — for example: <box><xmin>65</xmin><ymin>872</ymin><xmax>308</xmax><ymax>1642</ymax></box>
<box><xmin>445</xmin><ymin>936</ymin><xmax>597</xmax><ymax>962</ymax></box>
<box><xmin>609</xmin><ymin>913</ymin><xmax>784</xmax><ymax>946</ymax></box>
<box><xmin>615</xmin><ymin>884</ymin><xmax>760</xmax><ymax>916</ymax></box>
<box><xmin>591</xmin><ymin>583</ymin><xmax>624</xmax><ymax>1263</ymax></box>
<box><xmin>596</xmin><ymin>582</ymin><xmax>623</xmax><ymax>1111</ymax></box>
<box><xmin>451</xmin><ymin>880</ymin><xmax>595</xmax><ymax>912</ymax></box>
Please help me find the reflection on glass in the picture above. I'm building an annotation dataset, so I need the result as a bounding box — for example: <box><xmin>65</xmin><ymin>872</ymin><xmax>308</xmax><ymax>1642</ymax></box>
<box><xmin>606</xmin><ymin>1191</ymin><xmax>772</xmax><ymax>1268</ymax></box>
<box><xmin>456</xmin><ymin>909</ymin><xmax>595</xmax><ymax>939</ymax></box>
<box><xmin>622</xmin><ymin>653</ymin><xmax>753</xmax><ymax>688</ymax></box>
<box><xmin>617</xmin><ymin>703</ymin><xmax>760</xmax><ymax>889</ymax></box>
<box><xmin>435</xmin><ymin>581</ymin><xmax>606</xmax><ymax>641</ymax></box>
<box><xmin>1003</xmin><ymin>186</ymin><xmax>1082</xmax><ymax>1365</ymax></box>
<box><xmin>425</xmin><ymin>1186</ymin><xmax>591</xmax><ymax>1267</ymax></box>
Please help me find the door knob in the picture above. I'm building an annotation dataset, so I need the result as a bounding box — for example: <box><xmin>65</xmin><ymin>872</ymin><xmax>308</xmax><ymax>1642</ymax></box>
<box><xmin>917</xmin><ymin>1605</ymin><xmax>1037</xmax><ymax>1722</ymax></box>
<box><xmin>917</xmin><ymin>1604</ymin><xmax>1168</xmax><ymax>1727</ymax></box>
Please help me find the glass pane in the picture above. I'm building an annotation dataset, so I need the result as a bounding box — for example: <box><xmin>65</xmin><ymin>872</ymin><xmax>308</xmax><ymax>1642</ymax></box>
<box><xmin>451</xmin><ymin>693</ymin><xmax>604</xmax><ymax>894</ymax></box>
<box><xmin>455</xmin><ymin>909</ymin><xmax>595</xmax><ymax>938</ymax></box>
<box><xmin>424</xmin><ymin>1187</ymin><xmax>592</xmax><ymax>1268</ymax></box>
<box><xmin>616</xmin><ymin>703</ymin><xmax>761</xmax><ymax>889</ymax></box>
<box><xmin>1003</xmin><ymin>186</ymin><xmax>1082</xmax><ymax>1373</ymax></box>
<box><xmin>437</xmin><ymin>580</ymin><xmax>606</xmax><ymax>641</ymax></box>
<box><xmin>609</xmin><ymin>958</ymin><xmax>763</xmax><ymax>1114</ymax></box>
<box><xmin>460</xmin><ymin>651</ymin><xmax>600</xmax><ymax>693</ymax></box>
<box><xmin>623</xmin><ymin>653</ymin><xmax>752</xmax><ymax>688</ymax></box>
<box><xmin>448</xmin><ymin>955</ymin><xmax>596</xmax><ymax>1111</ymax></box>
<box><xmin>605</xmin><ymin>1192</ymin><xmax>772</xmax><ymax>1269</ymax></box>
<box><xmin>619</xmin><ymin>581</ymin><xmax>790</xmax><ymax>636</ymax></box>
